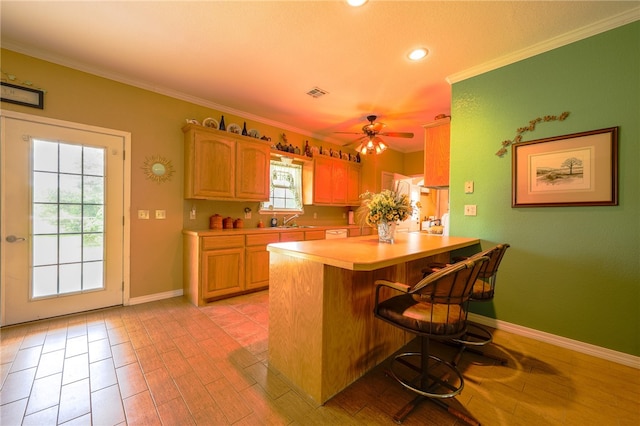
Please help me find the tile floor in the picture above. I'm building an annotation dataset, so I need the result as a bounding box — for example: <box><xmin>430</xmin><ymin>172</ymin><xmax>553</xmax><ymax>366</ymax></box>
<box><xmin>1</xmin><ymin>290</ymin><xmax>638</xmax><ymax>425</ymax></box>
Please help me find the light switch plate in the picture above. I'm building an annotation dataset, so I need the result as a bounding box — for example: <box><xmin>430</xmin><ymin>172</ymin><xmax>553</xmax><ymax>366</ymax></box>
<box><xmin>464</xmin><ymin>205</ymin><xmax>477</xmax><ymax>216</ymax></box>
<box><xmin>464</xmin><ymin>181</ymin><xmax>474</xmax><ymax>194</ymax></box>
<box><xmin>155</xmin><ymin>210</ymin><xmax>166</xmax><ymax>219</ymax></box>
<box><xmin>138</xmin><ymin>210</ymin><xmax>149</xmax><ymax>220</ymax></box>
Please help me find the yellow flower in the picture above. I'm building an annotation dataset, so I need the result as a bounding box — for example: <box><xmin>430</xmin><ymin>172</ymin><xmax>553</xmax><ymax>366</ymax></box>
<box><xmin>356</xmin><ymin>187</ymin><xmax>416</xmax><ymax>226</ymax></box>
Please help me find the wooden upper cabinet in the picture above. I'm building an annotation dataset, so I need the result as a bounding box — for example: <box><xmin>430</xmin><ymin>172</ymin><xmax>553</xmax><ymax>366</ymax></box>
<box><xmin>423</xmin><ymin>119</ymin><xmax>450</xmax><ymax>188</ymax></box>
<box><xmin>331</xmin><ymin>160</ymin><xmax>347</xmax><ymax>204</ymax></box>
<box><xmin>236</xmin><ymin>140</ymin><xmax>270</xmax><ymax>200</ymax></box>
<box><xmin>346</xmin><ymin>162</ymin><xmax>361</xmax><ymax>205</ymax></box>
<box><xmin>183</xmin><ymin>124</ymin><xmax>270</xmax><ymax>201</ymax></box>
<box><xmin>312</xmin><ymin>156</ymin><xmax>333</xmax><ymax>204</ymax></box>
<box><xmin>307</xmin><ymin>156</ymin><xmax>361</xmax><ymax>206</ymax></box>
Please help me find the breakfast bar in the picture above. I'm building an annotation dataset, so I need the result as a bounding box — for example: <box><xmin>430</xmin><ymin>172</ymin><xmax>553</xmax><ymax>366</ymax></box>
<box><xmin>267</xmin><ymin>232</ymin><xmax>479</xmax><ymax>404</ymax></box>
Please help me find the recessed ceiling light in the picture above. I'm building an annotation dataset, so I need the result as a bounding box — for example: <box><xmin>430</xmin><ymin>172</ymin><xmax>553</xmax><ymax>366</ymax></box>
<box><xmin>347</xmin><ymin>0</ymin><xmax>368</xmax><ymax>7</ymax></box>
<box><xmin>408</xmin><ymin>48</ymin><xmax>429</xmax><ymax>61</ymax></box>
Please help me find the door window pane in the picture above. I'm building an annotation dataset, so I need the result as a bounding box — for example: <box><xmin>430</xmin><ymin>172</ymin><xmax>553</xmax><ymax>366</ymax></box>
<box><xmin>33</xmin><ymin>172</ymin><xmax>58</xmax><ymax>203</ymax></box>
<box><xmin>59</xmin><ymin>204</ymin><xmax>82</xmax><ymax>234</ymax></box>
<box><xmin>59</xmin><ymin>263</ymin><xmax>82</xmax><ymax>294</ymax></box>
<box><xmin>59</xmin><ymin>174</ymin><xmax>82</xmax><ymax>204</ymax></box>
<box><xmin>83</xmin><ymin>262</ymin><xmax>104</xmax><ymax>290</ymax></box>
<box><xmin>33</xmin><ymin>235</ymin><xmax>58</xmax><ymax>266</ymax></box>
<box><xmin>83</xmin><ymin>205</ymin><xmax>103</xmax><ymax>233</ymax></box>
<box><xmin>59</xmin><ymin>234</ymin><xmax>82</xmax><ymax>264</ymax></box>
<box><xmin>83</xmin><ymin>176</ymin><xmax>104</xmax><ymax>204</ymax></box>
<box><xmin>83</xmin><ymin>234</ymin><xmax>103</xmax><ymax>261</ymax></box>
<box><xmin>59</xmin><ymin>143</ymin><xmax>82</xmax><ymax>174</ymax></box>
<box><xmin>33</xmin><ymin>204</ymin><xmax>58</xmax><ymax>234</ymax></box>
<box><xmin>83</xmin><ymin>146</ymin><xmax>104</xmax><ymax>176</ymax></box>
<box><xmin>32</xmin><ymin>266</ymin><xmax>58</xmax><ymax>298</ymax></box>
<box><xmin>33</xmin><ymin>140</ymin><xmax>59</xmax><ymax>172</ymax></box>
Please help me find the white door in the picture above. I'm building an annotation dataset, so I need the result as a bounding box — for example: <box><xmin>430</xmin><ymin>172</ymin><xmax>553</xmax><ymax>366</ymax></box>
<box><xmin>1</xmin><ymin>114</ymin><xmax>128</xmax><ymax>326</ymax></box>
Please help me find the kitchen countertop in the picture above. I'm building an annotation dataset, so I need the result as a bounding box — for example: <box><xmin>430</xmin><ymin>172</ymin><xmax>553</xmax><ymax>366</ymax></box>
<box><xmin>182</xmin><ymin>224</ymin><xmax>364</xmax><ymax>237</ymax></box>
<box><xmin>267</xmin><ymin>232</ymin><xmax>479</xmax><ymax>271</ymax></box>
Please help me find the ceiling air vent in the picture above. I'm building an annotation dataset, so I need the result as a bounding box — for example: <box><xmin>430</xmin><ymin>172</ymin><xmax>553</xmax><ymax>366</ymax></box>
<box><xmin>306</xmin><ymin>87</ymin><xmax>329</xmax><ymax>99</ymax></box>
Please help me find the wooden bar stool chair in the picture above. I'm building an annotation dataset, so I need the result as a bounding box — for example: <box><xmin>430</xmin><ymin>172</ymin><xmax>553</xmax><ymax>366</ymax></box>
<box><xmin>374</xmin><ymin>255</ymin><xmax>489</xmax><ymax>425</ymax></box>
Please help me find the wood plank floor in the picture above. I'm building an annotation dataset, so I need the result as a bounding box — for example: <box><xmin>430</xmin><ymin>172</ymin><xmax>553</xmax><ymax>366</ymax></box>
<box><xmin>1</xmin><ymin>290</ymin><xmax>638</xmax><ymax>425</ymax></box>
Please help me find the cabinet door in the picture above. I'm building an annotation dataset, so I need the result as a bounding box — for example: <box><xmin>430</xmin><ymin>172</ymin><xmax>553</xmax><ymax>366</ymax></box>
<box><xmin>280</xmin><ymin>231</ymin><xmax>304</xmax><ymax>242</ymax></box>
<box><xmin>236</xmin><ymin>140</ymin><xmax>270</xmax><ymax>201</ymax></box>
<box><xmin>245</xmin><ymin>245</ymin><xmax>270</xmax><ymax>290</ymax></box>
<box><xmin>331</xmin><ymin>161</ymin><xmax>348</xmax><ymax>204</ymax></box>
<box><xmin>313</xmin><ymin>157</ymin><xmax>333</xmax><ymax>204</ymax></box>
<box><xmin>190</xmin><ymin>132</ymin><xmax>235</xmax><ymax>198</ymax></box>
<box><xmin>201</xmin><ymin>247</ymin><xmax>244</xmax><ymax>299</ymax></box>
<box><xmin>424</xmin><ymin>122</ymin><xmax>450</xmax><ymax>187</ymax></box>
<box><xmin>346</xmin><ymin>163</ymin><xmax>361</xmax><ymax>205</ymax></box>
<box><xmin>304</xmin><ymin>230</ymin><xmax>325</xmax><ymax>241</ymax></box>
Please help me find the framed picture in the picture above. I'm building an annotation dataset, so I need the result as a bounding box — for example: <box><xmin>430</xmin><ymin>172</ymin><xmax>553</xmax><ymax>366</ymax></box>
<box><xmin>512</xmin><ymin>127</ymin><xmax>618</xmax><ymax>207</ymax></box>
<box><xmin>1</xmin><ymin>82</ymin><xmax>44</xmax><ymax>109</ymax></box>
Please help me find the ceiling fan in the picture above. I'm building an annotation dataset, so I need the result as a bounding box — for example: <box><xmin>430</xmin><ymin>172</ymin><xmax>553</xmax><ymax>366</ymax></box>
<box><xmin>336</xmin><ymin>115</ymin><xmax>414</xmax><ymax>154</ymax></box>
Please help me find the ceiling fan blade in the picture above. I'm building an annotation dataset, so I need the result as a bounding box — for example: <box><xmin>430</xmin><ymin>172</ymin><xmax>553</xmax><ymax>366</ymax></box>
<box><xmin>342</xmin><ymin>135</ymin><xmax>366</xmax><ymax>147</ymax></box>
<box><xmin>379</xmin><ymin>132</ymin><xmax>414</xmax><ymax>138</ymax></box>
<box><xmin>334</xmin><ymin>131</ymin><xmax>364</xmax><ymax>135</ymax></box>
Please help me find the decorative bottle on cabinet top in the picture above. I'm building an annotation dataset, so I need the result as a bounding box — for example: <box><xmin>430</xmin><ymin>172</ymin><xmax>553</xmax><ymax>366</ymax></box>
<box><xmin>219</xmin><ymin>115</ymin><xmax>226</xmax><ymax>131</ymax></box>
<box><xmin>242</xmin><ymin>122</ymin><xmax>248</xmax><ymax>136</ymax></box>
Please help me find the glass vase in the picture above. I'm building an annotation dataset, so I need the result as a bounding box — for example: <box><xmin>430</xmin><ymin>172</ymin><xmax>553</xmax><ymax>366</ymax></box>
<box><xmin>377</xmin><ymin>221</ymin><xmax>397</xmax><ymax>244</ymax></box>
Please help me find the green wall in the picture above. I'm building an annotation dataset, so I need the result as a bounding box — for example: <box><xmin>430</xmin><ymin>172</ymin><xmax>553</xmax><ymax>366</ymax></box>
<box><xmin>450</xmin><ymin>22</ymin><xmax>639</xmax><ymax>356</ymax></box>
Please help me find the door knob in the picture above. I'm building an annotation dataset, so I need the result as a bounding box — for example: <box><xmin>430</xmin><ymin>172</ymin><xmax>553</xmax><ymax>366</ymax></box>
<box><xmin>5</xmin><ymin>235</ymin><xmax>27</xmax><ymax>243</ymax></box>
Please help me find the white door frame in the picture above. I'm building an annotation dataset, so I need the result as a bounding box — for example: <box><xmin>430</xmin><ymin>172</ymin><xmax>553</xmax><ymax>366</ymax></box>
<box><xmin>0</xmin><ymin>110</ymin><xmax>131</xmax><ymax>324</ymax></box>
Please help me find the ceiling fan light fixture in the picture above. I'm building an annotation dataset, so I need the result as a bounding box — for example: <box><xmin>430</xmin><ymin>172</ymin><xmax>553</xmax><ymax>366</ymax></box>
<box><xmin>356</xmin><ymin>136</ymin><xmax>386</xmax><ymax>155</ymax></box>
<box><xmin>408</xmin><ymin>48</ymin><xmax>429</xmax><ymax>61</ymax></box>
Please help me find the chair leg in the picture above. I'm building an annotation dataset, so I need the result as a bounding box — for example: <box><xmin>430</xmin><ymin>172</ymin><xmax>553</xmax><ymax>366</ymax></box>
<box><xmin>451</xmin><ymin>323</ymin><xmax>508</xmax><ymax>366</ymax></box>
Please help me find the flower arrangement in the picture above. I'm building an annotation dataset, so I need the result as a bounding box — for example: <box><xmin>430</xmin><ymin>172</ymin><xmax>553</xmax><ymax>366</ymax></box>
<box><xmin>356</xmin><ymin>186</ymin><xmax>416</xmax><ymax>227</ymax></box>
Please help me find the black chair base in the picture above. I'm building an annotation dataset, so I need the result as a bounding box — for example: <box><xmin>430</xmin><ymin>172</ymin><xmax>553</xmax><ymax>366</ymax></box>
<box><xmin>386</xmin><ymin>350</ymin><xmax>481</xmax><ymax>425</ymax></box>
<box><xmin>389</xmin><ymin>352</ymin><xmax>464</xmax><ymax>399</ymax></box>
<box><xmin>393</xmin><ymin>394</ymin><xmax>481</xmax><ymax>426</ymax></box>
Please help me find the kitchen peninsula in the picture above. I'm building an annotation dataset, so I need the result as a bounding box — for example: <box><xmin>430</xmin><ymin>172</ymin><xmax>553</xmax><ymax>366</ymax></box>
<box><xmin>267</xmin><ymin>232</ymin><xmax>479</xmax><ymax>404</ymax></box>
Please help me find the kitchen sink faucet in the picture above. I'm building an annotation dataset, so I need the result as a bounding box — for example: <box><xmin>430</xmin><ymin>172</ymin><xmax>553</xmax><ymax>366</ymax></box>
<box><xmin>283</xmin><ymin>214</ymin><xmax>299</xmax><ymax>226</ymax></box>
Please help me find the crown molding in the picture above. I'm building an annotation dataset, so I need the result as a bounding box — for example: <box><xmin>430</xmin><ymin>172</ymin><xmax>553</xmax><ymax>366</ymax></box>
<box><xmin>447</xmin><ymin>6</ymin><xmax>640</xmax><ymax>84</ymax></box>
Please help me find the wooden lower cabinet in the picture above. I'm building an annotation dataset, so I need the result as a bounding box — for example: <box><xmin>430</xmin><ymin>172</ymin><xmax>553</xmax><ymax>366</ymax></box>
<box><xmin>245</xmin><ymin>233</ymin><xmax>280</xmax><ymax>291</ymax></box>
<box><xmin>201</xmin><ymin>247</ymin><xmax>244</xmax><ymax>299</ymax></box>
<box><xmin>184</xmin><ymin>228</ymin><xmax>360</xmax><ymax>305</ymax></box>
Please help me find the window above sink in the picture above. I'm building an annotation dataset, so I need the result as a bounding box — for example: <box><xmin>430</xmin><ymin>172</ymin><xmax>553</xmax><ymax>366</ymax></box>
<box><xmin>259</xmin><ymin>160</ymin><xmax>304</xmax><ymax>214</ymax></box>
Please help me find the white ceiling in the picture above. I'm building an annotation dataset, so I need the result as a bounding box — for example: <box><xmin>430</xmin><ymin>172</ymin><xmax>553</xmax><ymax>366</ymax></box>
<box><xmin>2</xmin><ymin>1</ymin><xmax>638</xmax><ymax>153</ymax></box>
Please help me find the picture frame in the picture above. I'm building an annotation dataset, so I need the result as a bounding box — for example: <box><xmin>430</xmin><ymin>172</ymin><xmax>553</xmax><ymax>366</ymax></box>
<box><xmin>1</xmin><ymin>82</ymin><xmax>44</xmax><ymax>109</ymax></box>
<box><xmin>512</xmin><ymin>127</ymin><xmax>618</xmax><ymax>207</ymax></box>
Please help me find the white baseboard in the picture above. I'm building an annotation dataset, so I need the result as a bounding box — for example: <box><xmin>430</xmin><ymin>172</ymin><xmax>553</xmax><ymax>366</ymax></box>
<box><xmin>127</xmin><ymin>289</ymin><xmax>183</xmax><ymax>306</ymax></box>
<box><xmin>468</xmin><ymin>313</ymin><xmax>640</xmax><ymax>369</ymax></box>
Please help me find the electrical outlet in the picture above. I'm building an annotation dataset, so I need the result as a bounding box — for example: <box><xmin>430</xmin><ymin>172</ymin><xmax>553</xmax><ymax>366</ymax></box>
<box><xmin>138</xmin><ymin>210</ymin><xmax>149</xmax><ymax>220</ymax></box>
<box><xmin>464</xmin><ymin>205</ymin><xmax>477</xmax><ymax>216</ymax></box>
<box><xmin>155</xmin><ymin>210</ymin><xmax>166</xmax><ymax>219</ymax></box>
<box><xmin>189</xmin><ymin>206</ymin><xmax>196</xmax><ymax>220</ymax></box>
<box><xmin>464</xmin><ymin>181</ymin><xmax>474</xmax><ymax>194</ymax></box>
<box><xmin>244</xmin><ymin>211</ymin><xmax>251</xmax><ymax>219</ymax></box>
<box><xmin>313</xmin><ymin>213</ymin><xmax>317</xmax><ymax>219</ymax></box>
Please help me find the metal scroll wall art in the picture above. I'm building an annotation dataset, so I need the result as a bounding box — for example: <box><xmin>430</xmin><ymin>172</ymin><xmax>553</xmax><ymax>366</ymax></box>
<box><xmin>496</xmin><ymin>111</ymin><xmax>570</xmax><ymax>157</ymax></box>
